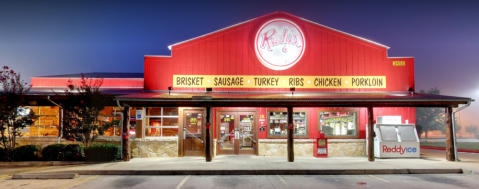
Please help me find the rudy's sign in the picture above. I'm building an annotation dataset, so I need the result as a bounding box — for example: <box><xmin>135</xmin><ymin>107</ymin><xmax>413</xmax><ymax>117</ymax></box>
<box><xmin>174</xmin><ymin>75</ymin><xmax>386</xmax><ymax>88</ymax></box>
<box><xmin>255</xmin><ymin>19</ymin><xmax>305</xmax><ymax>71</ymax></box>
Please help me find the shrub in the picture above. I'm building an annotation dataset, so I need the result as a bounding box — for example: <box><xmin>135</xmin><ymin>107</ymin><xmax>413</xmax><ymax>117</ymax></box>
<box><xmin>84</xmin><ymin>144</ymin><xmax>120</xmax><ymax>161</ymax></box>
<box><xmin>12</xmin><ymin>145</ymin><xmax>39</xmax><ymax>161</ymax></box>
<box><xmin>64</xmin><ymin>144</ymin><xmax>83</xmax><ymax>161</ymax></box>
<box><xmin>41</xmin><ymin>144</ymin><xmax>67</xmax><ymax>161</ymax></box>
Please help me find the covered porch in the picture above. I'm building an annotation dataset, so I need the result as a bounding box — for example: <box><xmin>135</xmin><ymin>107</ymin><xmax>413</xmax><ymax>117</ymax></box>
<box><xmin>116</xmin><ymin>91</ymin><xmax>473</xmax><ymax>162</ymax></box>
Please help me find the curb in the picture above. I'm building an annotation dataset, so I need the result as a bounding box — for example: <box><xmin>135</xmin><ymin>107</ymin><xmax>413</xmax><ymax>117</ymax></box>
<box><xmin>0</xmin><ymin>161</ymin><xmax>116</xmax><ymax>168</ymax></box>
<box><xmin>12</xmin><ymin>173</ymin><xmax>79</xmax><ymax>179</ymax></box>
<box><xmin>41</xmin><ymin>169</ymin><xmax>463</xmax><ymax>175</ymax></box>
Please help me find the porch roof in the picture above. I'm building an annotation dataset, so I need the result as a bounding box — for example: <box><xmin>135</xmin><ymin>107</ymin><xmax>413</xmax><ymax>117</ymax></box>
<box><xmin>115</xmin><ymin>92</ymin><xmax>474</xmax><ymax>108</ymax></box>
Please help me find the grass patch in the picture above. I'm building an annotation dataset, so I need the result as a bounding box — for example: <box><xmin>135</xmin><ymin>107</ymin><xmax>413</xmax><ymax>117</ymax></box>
<box><xmin>421</xmin><ymin>142</ymin><xmax>479</xmax><ymax>151</ymax></box>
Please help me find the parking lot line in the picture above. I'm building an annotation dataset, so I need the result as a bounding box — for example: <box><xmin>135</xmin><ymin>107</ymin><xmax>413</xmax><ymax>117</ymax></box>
<box><xmin>57</xmin><ymin>175</ymin><xmax>99</xmax><ymax>189</ymax></box>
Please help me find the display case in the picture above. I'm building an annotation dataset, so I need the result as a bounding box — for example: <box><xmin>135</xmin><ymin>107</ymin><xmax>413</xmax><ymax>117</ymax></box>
<box><xmin>318</xmin><ymin>110</ymin><xmax>358</xmax><ymax>138</ymax></box>
<box><xmin>267</xmin><ymin>110</ymin><xmax>308</xmax><ymax>138</ymax></box>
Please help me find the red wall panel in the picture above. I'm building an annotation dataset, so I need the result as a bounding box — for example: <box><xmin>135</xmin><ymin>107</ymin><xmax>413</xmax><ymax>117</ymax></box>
<box><xmin>145</xmin><ymin>12</ymin><xmax>414</xmax><ymax>92</ymax></box>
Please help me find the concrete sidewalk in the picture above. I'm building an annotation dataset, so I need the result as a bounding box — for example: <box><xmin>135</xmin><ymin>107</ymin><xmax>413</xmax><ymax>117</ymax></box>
<box><xmin>4</xmin><ymin>149</ymin><xmax>479</xmax><ymax>176</ymax></box>
<box><xmin>15</xmin><ymin>155</ymin><xmax>477</xmax><ymax>176</ymax></box>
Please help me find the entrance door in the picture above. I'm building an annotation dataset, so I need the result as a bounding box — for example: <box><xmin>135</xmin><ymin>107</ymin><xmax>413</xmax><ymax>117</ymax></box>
<box><xmin>183</xmin><ymin>110</ymin><xmax>204</xmax><ymax>156</ymax></box>
<box><xmin>217</xmin><ymin>111</ymin><xmax>257</xmax><ymax>155</ymax></box>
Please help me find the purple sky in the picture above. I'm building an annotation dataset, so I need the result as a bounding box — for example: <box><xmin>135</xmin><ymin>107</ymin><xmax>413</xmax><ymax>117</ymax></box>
<box><xmin>1</xmin><ymin>0</ymin><xmax>478</xmax><ymax>127</ymax></box>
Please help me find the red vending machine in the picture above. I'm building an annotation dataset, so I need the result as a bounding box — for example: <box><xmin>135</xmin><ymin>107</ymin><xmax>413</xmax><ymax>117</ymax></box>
<box><xmin>314</xmin><ymin>130</ymin><xmax>328</xmax><ymax>158</ymax></box>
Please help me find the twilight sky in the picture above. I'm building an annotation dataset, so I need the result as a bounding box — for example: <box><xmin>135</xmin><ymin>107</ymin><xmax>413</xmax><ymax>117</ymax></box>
<box><xmin>1</xmin><ymin>0</ymin><xmax>478</xmax><ymax>127</ymax></box>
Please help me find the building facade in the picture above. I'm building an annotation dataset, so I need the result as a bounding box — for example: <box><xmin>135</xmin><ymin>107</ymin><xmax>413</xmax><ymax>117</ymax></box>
<box><xmin>24</xmin><ymin>12</ymin><xmax>471</xmax><ymax>160</ymax></box>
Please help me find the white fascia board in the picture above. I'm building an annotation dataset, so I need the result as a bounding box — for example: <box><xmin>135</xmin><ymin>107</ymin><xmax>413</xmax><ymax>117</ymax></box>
<box><xmin>144</xmin><ymin>55</ymin><xmax>172</xmax><ymax>57</ymax></box>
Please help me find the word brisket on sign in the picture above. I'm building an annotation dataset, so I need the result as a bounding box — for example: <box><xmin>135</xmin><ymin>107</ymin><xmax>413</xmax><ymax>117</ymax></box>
<box><xmin>255</xmin><ymin>19</ymin><xmax>305</xmax><ymax>71</ymax></box>
<box><xmin>174</xmin><ymin>75</ymin><xmax>386</xmax><ymax>88</ymax></box>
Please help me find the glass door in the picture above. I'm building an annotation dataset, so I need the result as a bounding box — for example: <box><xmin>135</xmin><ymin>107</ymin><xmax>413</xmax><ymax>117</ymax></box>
<box><xmin>238</xmin><ymin>113</ymin><xmax>256</xmax><ymax>155</ymax></box>
<box><xmin>217</xmin><ymin>111</ymin><xmax>257</xmax><ymax>155</ymax></box>
<box><xmin>217</xmin><ymin>113</ymin><xmax>236</xmax><ymax>155</ymax></box>
<box><xmin>183</xmin><ymin>110</ymin><xmax>204</xmax><ymax>156</ymax></box>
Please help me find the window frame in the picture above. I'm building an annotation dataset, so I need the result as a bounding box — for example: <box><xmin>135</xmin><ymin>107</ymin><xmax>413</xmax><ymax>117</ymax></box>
<box><xmin>317</xmin><ymin>109</ymin><xmax>360</xmax><ymax>139</ymax></box>
<box><xmin>144</xmin><ymin>107</ymin><xmax>179</xmax><ymax>137</ymax></box>
<box><xmin>97</xmin><ymin>116</ymin><xmax>122</xmax><ymax>137</ymax></box>
<box><xmin>266</xmin><ymin>109</ymin><xmax>310</xmax><ymax>139</ymax></box>
<box><xmin>25</xmin><ymin>106</ymin><xmax>60</xmax><ymax>138</ymax></box>
<box><xmin>97</xmin><ymin>106</ymin><xmax>123</xmax><ymax>138</ymax></box>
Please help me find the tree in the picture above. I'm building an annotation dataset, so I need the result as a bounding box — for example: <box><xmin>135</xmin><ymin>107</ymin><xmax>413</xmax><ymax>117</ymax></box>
<box><xmin>465</xmin><ymin>125</ymin><xmax>478</xmax><ymax>138</ymax></box>
<box><xmin>455</xmin><ymin>125</ymin><xmax>462</xmax><ymax>136</ymax></box>
<box><xmin>0</xmin><ymin>66</ymin><xmax>37</xmax><ymax>160</ymax></box>
<box><xmin>454</xmin><ymin>113</ymin><xmax>462</xmax><ymax>138</ymax></box>
<box><xmin>416</xmin><ymin>87</ymin><xmax>445</xmax><ymax>138</ymax></box>
<box><xmin>61</xmin><ymin>74</ymin><xmax>118</xmax><ymax>147</ymax></box>
<box><xmin>416</xmin><ymin>124</ymin><xmax>423</xmax><ymax>138</ymax></box>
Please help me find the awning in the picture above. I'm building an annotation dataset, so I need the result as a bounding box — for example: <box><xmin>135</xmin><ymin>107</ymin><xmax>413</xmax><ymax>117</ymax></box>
<box><xmin>115</xmin><ymin>92</ymin><xmax>474</xmax><ymax>108</ymax></box>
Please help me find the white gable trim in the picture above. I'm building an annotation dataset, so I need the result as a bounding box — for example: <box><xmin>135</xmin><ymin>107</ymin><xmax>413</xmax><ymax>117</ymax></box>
<box><xmin>167</xmin><ymin>12</ymin><xmax>390</xmax><ymax>50</ymax></box>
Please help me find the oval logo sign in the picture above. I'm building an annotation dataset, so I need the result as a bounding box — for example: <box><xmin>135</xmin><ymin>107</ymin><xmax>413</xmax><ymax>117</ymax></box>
<box><xmin>255</xmin><ymin>19</ymin><xmax>305</xmax><ymax>71</ymax></box>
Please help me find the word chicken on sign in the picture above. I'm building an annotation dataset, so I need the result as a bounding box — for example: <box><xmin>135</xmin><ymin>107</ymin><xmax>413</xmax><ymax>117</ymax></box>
<box><xmin>255</xmin><ymin>19</ymin><xmax>306</xmax><ymax>71</ymax></box>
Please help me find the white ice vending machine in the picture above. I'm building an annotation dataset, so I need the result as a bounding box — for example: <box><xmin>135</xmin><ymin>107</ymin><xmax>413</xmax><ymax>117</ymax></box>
<box><xmin>366</xmin><ymin>116</ymin><xmax>420</xmax><ymax>158</ymax></box>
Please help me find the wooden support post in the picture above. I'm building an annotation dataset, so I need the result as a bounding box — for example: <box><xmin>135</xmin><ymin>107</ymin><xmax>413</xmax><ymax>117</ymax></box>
<box><xmin>445</xmin><ymin>106</ymin><xmax>455</xmax><ymax>161</ymax></box>
<box><xmin>287</xmin><ymin>106</ymin><xmax>294</xmax><ymax>162</ymax></box>
<box><xmin>367</xmin><ymin>106</ymin><xmax>374</xmax><ymax>162</ymax></box>
<box><xmin>122</xmin><ymin>106</ymin><xmax>131</xmax><ymax>161</ymax></box>
<box><xmin>205</xmin><ymin>107</ymin><xmax>212</xmax><ymax>162</ymax></box>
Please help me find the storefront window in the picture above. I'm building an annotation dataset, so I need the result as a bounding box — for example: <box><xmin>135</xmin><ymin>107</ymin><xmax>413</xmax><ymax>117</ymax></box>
<box><xmin>145</xmin><ymin>107</ymin><xmax>179</xmax><ymax>137</ymax></box>
<box><xmin>319</xmin><ymin>111</ymin><xmax>357</xmax><ymax>137</ymax></box>
<box><xmin>267</xmin><ymin>110</ymin><xmax>308</xmax><ymax>138</ymax></box>
<box><xmin>128</xmin><ymin>107</ymin><xmax>137</xmax><ymax>137</ymax></box>
<box><xmin>98</xmin><ymin>107</ymin><xmax>122</xmax><ymax>137</ymax></box>
<box><xmin>24</xmin><ymin>106</ymin><xmax>59</xmax><ymax>137</ymax></box>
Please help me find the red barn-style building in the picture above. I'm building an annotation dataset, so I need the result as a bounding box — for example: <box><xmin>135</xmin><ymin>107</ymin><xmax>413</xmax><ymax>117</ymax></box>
<box><xmin>27</xmin><ymin>12</ymin><xmax>471</xmax><ymax>161</ymax></box>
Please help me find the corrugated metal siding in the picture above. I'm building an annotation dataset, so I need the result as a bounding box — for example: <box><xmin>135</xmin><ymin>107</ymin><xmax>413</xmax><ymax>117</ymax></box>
<box><xmin>144</xmin><ymin>12</ymin><xmax>413</xmax><ymax>92</ymax></box>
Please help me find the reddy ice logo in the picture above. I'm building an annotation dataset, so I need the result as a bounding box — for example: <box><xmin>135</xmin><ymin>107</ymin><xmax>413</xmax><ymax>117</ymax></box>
<box><xmin>383</xmin><ymin>145</ymin><xmax>417</xmax><ymax>155</ymax></box>
<box><xmin>255</xmin><ymin>19</ymin><xmax>305</xmax><ymax>71</ymax></box>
